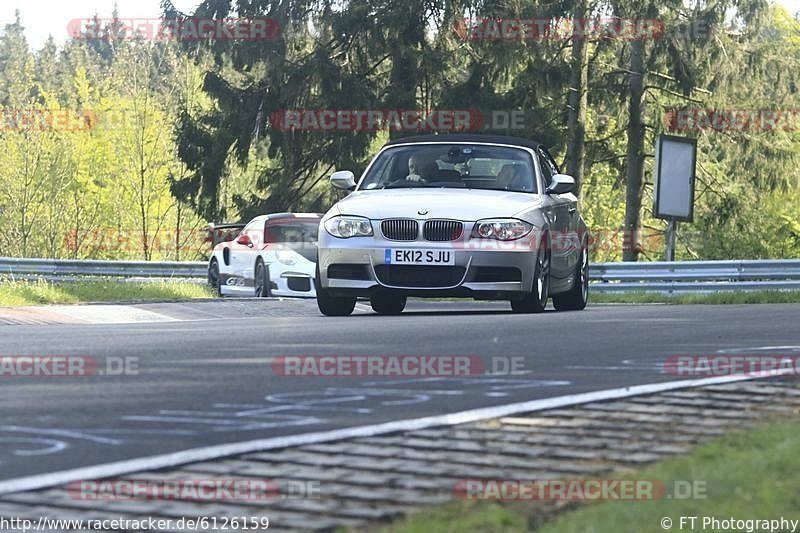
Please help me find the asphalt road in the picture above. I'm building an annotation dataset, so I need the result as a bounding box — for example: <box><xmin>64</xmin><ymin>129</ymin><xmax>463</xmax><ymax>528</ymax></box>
<box><xmin>1</xmin><ymin>300</ymin><xmax>798</xmax><ymax>481</ymax></box>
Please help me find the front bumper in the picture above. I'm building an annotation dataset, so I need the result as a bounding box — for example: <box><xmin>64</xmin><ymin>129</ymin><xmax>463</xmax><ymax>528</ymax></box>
<box><xmin>318</xmin><ymin>233</ymin><xmax>539</xmax><ymax>299</ymax></box>
<box><xmin>271</xmin><ymin>275</ymin><xmax>316</xmax><ymax>298</ymax></box>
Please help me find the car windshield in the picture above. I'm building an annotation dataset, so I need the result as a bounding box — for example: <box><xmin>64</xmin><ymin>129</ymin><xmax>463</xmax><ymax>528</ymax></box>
<box><xmin>266</xmin><ymin>221</ymin><xmax>320</xmax><ymax>244</ymax></box>
<box><xmin>358</xmin><ymin>144</ymin><xmax>537</xmax><ymax>193</ymax></box>
<box><xmin>266</xmin><ymin>221</ymin><xmax>320</xmax><ymax>262</ymax></box>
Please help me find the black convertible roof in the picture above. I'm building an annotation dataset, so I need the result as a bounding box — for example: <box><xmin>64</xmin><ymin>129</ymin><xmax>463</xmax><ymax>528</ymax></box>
<box><xmin>384</xmin><ymin>134</ymin><xmax>543</xmax><ymax>150</ymax></box>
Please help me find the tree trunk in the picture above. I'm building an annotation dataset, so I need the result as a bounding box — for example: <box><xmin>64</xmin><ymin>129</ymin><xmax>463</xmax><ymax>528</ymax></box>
<box><xmin>566</xmin><ymin>0</ymin><xmax>589</xmax><ymax>197</ymax></box>
<box><xmin>386</xmin><ymin>5</ymin><xmax>423</xmax><ymax>140</ymax></box>
<box><xmin>623</xmin><ymin>39</ymin><xmax>646</xmax><ymax>262</ymax></box>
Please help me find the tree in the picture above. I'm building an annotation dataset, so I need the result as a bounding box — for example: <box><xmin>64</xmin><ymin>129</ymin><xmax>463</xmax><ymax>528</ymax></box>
<box><xmin>566</xmin><ymin>0</ymin><xmax>590</xmax><ymax>197</ymax></box>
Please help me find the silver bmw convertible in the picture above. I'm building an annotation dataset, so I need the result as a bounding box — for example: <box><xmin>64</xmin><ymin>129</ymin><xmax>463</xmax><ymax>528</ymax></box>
<box><xmin>315</xmin><ymin>134</ymin><xmax>589</xmax><ymax>316</ymax></box>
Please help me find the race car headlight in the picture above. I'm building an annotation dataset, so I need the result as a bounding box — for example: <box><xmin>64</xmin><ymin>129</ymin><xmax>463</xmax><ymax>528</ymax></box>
<box><xmin>276</xmin><ymin>249</ymin><xmax>297</xmax><ymax>265</ymax></box>
<box><xmin>472</xmin><ymin>219</ymin><xmax>533</xmax><ymax>241</ymax></box>
<box><xmin>324</xmin><ymin>216</ymin><xmax>374</xmax><ymax>238</ymax></box>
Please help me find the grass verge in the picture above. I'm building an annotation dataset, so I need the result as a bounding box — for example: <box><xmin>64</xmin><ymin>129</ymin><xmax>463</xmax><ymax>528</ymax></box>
<box><xmin>370</xmin><ymin>419</ymin><xmax>800</xmax><ymax>533</ymax></box>
<box><xmin>589</xmin><ymin>290</ymin><xmax>800</xmax><ymax>304</ymax></box>
<box><xmin>0</xmin><ymin>279</ymin><xmax>214</xmax><ymax>306</ymax></box>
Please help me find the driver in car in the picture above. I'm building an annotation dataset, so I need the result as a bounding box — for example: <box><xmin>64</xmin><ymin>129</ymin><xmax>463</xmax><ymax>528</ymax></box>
<box><xmin>406</xmin><ymin>154</ymin><xmax>424</xmax><ymax>182</ymax></box>
<box><xmin>405</xmin><ymin>154</ymin><xmax>436</xmax><ymax>182</ymax></box>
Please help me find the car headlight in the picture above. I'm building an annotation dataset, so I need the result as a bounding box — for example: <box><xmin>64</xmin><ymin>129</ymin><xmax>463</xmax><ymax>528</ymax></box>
<box><xmin>276</xmin><ymin>249</ymin><xmax>297</xmax><ymax>265</ymax></box>
<box><xmin>324</xmin><ymin>216</ymin><xmax>374</xmax><ymax>238</ymax></box>
<box><xmin>472</xmin><ymin>219</ymin><xmax>533</xmax><ymax>241</ymax></box>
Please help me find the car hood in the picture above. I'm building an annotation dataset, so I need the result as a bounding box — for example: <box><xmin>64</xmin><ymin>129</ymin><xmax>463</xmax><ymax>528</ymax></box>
<box><xmin>332</xmin><ymin>189</ymin><xmax>542</xmax><ymax>221</ymax></box>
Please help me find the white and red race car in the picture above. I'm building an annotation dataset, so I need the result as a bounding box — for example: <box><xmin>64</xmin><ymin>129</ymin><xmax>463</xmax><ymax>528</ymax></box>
<box><xmin>208</xmin><ymin>213</ymin><xmax>322</xmax><ymax>298</ymax></box>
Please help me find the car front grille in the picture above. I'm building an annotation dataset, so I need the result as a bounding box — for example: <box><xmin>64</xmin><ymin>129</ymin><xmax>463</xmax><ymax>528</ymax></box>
<box><xmin>381</xmin><ymin>219</ymin><xmax>464</xmax><ymax>241</ymax></box>
<box><xmin>374</xmin><ymin>265</ymin><xmax>466</xmax><ymax>288</ymax></box>
<box><xmin>381</xmin><ymin>219</ymin><xmax>419</xmax><ymax>241</ymax></box>
<box><xmin>423</xmin><ymin>220</ymin><xmax>463</xmax><ymax>241</ymax></box>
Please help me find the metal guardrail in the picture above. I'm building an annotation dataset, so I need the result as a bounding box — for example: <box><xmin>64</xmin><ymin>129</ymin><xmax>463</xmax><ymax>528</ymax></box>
<box><xmin>2</xmin><ymin>257</ymin><xmax>800</xmax><ymax>293</ymax></box>
<box><xmin>0</xmin><ymin>257</ymin><xmax>207</xmax><ymax>281</ymax></box>
<box><xmin>589</xmin><ymin>259</ymin><xmax>800</xmax><ymax>293</ymax></box>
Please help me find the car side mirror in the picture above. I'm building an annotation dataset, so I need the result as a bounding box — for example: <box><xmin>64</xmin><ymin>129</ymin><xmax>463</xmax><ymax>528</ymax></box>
<box><xmin>236</xmin><ymin>234</ymin><xmax>253</xmax><ymax>247</ymax></box>
<box><xmin>331</xmin><ymin>170</ymin><xmax>357</xmax><ymax>191</ymax></box>
<box><xmin>546</xmin><ymin>174</ymin><xmax>576</xmax><ymax>195</ymax></box>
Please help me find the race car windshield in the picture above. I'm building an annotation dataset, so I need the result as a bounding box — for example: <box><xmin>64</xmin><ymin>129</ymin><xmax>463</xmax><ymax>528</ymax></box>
<box><xmin>266</xmin><ymin>221</ymin><xmax>320</xmax><ymax>262</ymax></box>
<box><xmin>359</xmin><ymin>144</ymin><xmax>537</xmax><ymax>193</ymax></box>
<box><xmin>265</xmin><ymin>222</ymin><xmax>320</xmax><ymax>244</ymax></box>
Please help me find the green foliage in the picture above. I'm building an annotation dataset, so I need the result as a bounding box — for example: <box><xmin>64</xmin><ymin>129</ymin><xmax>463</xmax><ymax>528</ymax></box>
<box><xmin>369</xmin><ymin>419</ymin><xmax>800</xmax><ymax>532</ymax></box>
<box><xmin>590</xmin><ymin>290</ymin><xmax>800</xmax><ymax>304</ymax></box>
<box><xmin>0</xmin><ymin>2</ymin><xmax>798</xmax><ymax>261</ymax></box>
<box><xmin>0</xmin><ymin>18</ymin><xmax>207</xmax><ymax>260</ymax></box>
<box><xmin>536</xmin><ymin>419</ymin><xmax>800</xmax><ymax>533</ymax></box>
<box><xmin>0</xmin><ymin>279</ymin><xmax>213</xmax><ymax>305</ymax></box>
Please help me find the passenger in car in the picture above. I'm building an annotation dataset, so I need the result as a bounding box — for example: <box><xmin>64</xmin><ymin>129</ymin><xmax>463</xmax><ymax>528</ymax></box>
<box><xmin>496</xmin><ymin>163</ymin><xmax>533</xmax><ymax>191</ymax></box>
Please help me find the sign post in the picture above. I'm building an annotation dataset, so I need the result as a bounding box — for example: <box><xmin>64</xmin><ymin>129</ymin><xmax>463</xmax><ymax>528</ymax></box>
<box><xmin>664</xmin><ymin>219</ymin><xmax>677</xmax><ymax>261</ymax></box>
<box><xmin>653</xmin><ymin>134</ymin><xmax>697</xmax><ymax>261</ymax></box>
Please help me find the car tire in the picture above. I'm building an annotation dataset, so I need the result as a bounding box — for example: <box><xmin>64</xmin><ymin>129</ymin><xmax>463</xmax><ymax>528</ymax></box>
<box><xmin>255</xmin><ymin>260</ymin><xmax>272</xmax><ymax>298</ymax></box>
<box><xmin>370</xmin><ymin>293</ymin><xmax>407</xmax><ymax>315</ymax></box>
<box><xmin>315</xmin><ymin>266</ymin><xmax>356</xmax><ymax>316</ymax></box>
<box><xmin>511</xmin><ymin>244</ymin><xmax>550</xmax><ymax>314</ymax></box>
<box><xmin>553</xmin><ymin>241</ymin><xmax>589</xmax><ymax>311</ymax></box>
<box><xmin>208</xmin><ymin>259</ymin><xmax>223</xmax><ymax>297</ymax></box>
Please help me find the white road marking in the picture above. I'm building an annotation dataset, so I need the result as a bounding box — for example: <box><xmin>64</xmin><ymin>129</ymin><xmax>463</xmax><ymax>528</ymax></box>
<box><xmin>583</xmin><ymin>318</ymin><xmax>692</xmax><ymax>323</ymax></box>
<box><xmin>0</xmin><ymin>371</ymin><xmax>792</xmax><ymax>495</ymax></box>
<box><xmin>0</xmin><ymin>438</ymin><xmax>67</xmax><ymax>457</ymax></box>
<box><xmin>175</xmin><ymin>358</ymin><xmax>278</xmax><ymax>365</ymax></box>
<box><xmin>716</xmin><ymin>346</ymin><xmax>800</xmax><ymax>354</ymax></box>
<box><xmin>45</xmin><ymin>305</ymin><xmax>179</xmax><ymax>324</ymax></box>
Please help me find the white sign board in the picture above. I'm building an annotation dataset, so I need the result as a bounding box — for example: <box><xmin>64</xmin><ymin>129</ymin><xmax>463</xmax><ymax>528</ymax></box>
<box><xmin>653</xmin><ymin>135</ymin><xmax>696</xmax><ymax>222</ymax></box>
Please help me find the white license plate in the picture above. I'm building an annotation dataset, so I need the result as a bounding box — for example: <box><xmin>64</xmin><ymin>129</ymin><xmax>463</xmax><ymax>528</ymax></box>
<box><xmin>385</xmin><ymin>249</ymin><xmax>455</xmax><ymax>266</ymax></box>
